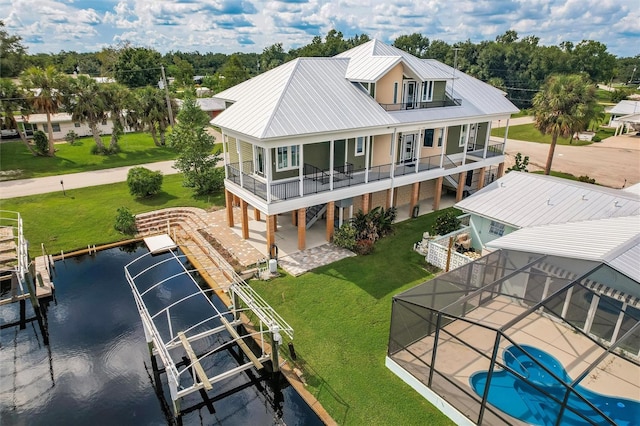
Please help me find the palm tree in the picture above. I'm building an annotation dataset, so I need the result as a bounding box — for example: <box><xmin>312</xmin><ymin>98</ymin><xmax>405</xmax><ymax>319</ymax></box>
<box><xmin>136</xmin><ymin>87</ymin><xmax>172</xmax><ymax>146</ymax></box>
<box><xmin>0</xmin><ymin>78</ymin><xmax>36</xmax><ymax>155</ymax></box>
<box><xmin>101</xmin><ymin>82</ymin><xmax>132</xmax><ymax>151</ymax></box>
<box><xmin>532</xmin><ymin>74</ymin><xmax>598</xmax><ymax>174</ymax></box>
<box><xmin>20</xmin><ymin>65</ymin><xmax>66</xmax><ymax>156</ymax></box>
<box><xmin>63</xmin><ymin>75</ymin><xmax>109</xmax><ymax>152</ymax></box>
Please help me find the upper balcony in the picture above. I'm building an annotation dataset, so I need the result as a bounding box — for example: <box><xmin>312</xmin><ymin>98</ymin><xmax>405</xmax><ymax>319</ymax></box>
<box><xmin>379</xmin><ymin>97</ymin><xmax>462</xmax><ymax>112</ymax></box>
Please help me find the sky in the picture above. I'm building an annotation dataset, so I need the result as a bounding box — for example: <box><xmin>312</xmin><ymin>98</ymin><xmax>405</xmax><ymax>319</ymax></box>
<box><xmin>1</xmin><ymin>0</ymin><xmax>639</xmax><ymax>58</ymax></box>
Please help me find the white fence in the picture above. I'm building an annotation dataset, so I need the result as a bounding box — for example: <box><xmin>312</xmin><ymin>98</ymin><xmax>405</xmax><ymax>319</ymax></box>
<box><xmin>426</xmin><ymin>226</ymin><xmax>474</xmax><ymax>271</ymax></box>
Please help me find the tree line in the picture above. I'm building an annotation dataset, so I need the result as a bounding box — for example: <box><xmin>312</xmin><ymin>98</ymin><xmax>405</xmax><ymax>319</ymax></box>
<box><xmin>2</xmin><ymin>22</ymin><xmax>637</xmax><ymax>107</ymax></box>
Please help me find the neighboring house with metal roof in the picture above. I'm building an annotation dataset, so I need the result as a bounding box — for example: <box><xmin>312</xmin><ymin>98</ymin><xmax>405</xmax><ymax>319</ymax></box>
<box><xmin>608</xmin><ymin>100</ymin><xmax>640</xmax><ymax>134</ymax></box>
<box><xmin>455</xmin><ymin>172</ymin><xmax>640</xmax><ymax>253</ymax></box>
<box><xmin>211</xmin><ymin>39</ymin><xmax>519</xmax><ymax>252</ymax></box>
<box><xmin>176</xmin><ymin>97</ymin><xmax>226</xmax><ymax>119</ymax></box>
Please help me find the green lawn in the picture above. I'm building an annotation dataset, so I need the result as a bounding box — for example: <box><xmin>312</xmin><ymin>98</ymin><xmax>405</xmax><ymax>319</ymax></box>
<box><xmin>251</xmin><ymin>211</ymin><xmax>458</xmax><ymax>426</ymax></box>
<box><xmin>0</xmin><ymin>132</ymin><xmax>179</xmax><ymax>180</ymax></box>
<box><xmin>0</xmin><ymin>174</ymin><xmax>221</xmax><ymax>256</ymax></box>
<box><xmin>491</xmin><ymin>123</ymin><xmax>592</xmax><ymax>146</ymax></box>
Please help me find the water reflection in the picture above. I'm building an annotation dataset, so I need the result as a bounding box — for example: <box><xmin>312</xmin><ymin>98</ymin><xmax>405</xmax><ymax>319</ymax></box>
<box><xmin>0</xmin><ymin>243</ymin><xmax>322</xmax><ymax>426</ymax></box>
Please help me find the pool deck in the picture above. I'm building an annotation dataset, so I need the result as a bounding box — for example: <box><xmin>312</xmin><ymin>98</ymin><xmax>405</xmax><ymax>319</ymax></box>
<box><xmin>392</xmin><ymin>296</ymin><xmax>639</xmax><ymax>423</ymax></box>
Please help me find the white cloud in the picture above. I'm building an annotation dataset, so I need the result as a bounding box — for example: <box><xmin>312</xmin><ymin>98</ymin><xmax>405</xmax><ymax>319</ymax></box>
<box><xmin>2</xmin><ymin>0</ymin><xmax>638</xmax><ymax>57</ymax></box>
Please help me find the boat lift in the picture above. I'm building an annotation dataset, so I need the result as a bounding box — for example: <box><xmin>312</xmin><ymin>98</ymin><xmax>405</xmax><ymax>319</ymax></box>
<box><xmin>124</xmin><ymin>241</ymin><xmax>293</xmax><ymax>417</ymax></box>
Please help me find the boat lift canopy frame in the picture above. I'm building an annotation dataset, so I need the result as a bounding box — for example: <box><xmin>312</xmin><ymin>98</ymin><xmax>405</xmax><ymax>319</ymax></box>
<box><xmin>124</xmin><ymin>243</ymin><xmax>293</xmax><ymax>416</ymax></box>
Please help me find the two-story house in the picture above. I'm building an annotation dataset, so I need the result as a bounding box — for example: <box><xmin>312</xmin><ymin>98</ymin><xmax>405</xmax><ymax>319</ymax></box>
<box><xmin>211</xmin><ymin>40</ymin><xmax>519</xmax><ymax>253</ymax></box>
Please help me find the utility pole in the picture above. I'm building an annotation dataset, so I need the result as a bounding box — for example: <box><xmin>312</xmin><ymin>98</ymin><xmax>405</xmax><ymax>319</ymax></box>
<box><xmin>161</xmin><ymin>65</ymin><xmax>175</xmax><ymax>127</ymax></box>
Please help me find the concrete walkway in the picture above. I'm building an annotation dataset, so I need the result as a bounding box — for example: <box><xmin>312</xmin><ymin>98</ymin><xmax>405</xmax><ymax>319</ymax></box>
<box><xmin>0</xmin><ymin>160</ymin><xmax>178</xmax><ymax>199</ymax></box>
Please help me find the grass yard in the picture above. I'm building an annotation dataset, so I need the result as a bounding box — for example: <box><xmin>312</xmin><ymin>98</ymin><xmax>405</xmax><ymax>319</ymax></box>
<box><xmin>251</xmin><ymin>210</ymin><xmax>459</xmax><ymax>426</ymax></box>
<box><xmin>491</xmin><ymin>123</ymin><xmax>592</xmax><ymax>146</ymax></box>
<box><xmin>0</xmin><ymin>174</ymin><xmax>222</xmax><ymax>257</ymax></box>
<box><xmin>0</xmin><ymin>132</ymin><xmax>179</xmax><ymax>180</ymax></box>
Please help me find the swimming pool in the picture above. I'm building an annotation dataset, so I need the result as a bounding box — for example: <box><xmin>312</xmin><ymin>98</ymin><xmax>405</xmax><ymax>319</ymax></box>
<box><xmin>470</xmin><ymin>345</ymin><xmax>640</xmax><ymax>425</ymax></box>
<box><xmin>0</xmin><ymin>243</ymin><xmax>322</xmax><ymax>425</ymax></box>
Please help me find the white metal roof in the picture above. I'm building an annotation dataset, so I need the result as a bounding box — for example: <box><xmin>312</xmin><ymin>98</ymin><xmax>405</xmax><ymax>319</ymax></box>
<box><xmin>456</xmin><ymin>172</ymin><xmax>640</xmax><ymax>228</ymax></box>
<box><xmin>15</xmin><ymin>113</ymin><xmax>74</xmax><ymax>123</ymax></box>
<box><xmin>487</xmin><ymin>216</ymin><xmax>640</xmax><ymax>282</ymax></box>
<box><xmin>623</xmin><ymin>182</ymin><xmax>640</xmax><ymax>196</ymax></box>
<box><xmin>336</xmin><ymin>39</ymin><xmax>452</xmax><ymax>82</ymax></box>
<box><xmin>212</xmin><ymin>57</ymin><xmax>394</xmax><ymax>139</ymax></box>
<box><xmin>212</xmin><ymin>39</ymin><xmax>518</xmax><ymax>140</ymax></box>
<box><xmin>609</xmin><ymin>100</ymin><xmax>640</xmax><ymax>116</ymax></box>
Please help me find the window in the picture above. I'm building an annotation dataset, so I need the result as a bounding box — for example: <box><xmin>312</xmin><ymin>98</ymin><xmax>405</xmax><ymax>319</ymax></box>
<box><xmin>423</xmin><ymin>129</ymin><xmax>434</xmax><ymax>147</ymax></box>
<box><xmin>355</xmin><ymin>136</ymin><xmax>365</xmax><ymax>156</ymax></box>
<box><xmin>254</xmin><ymin>146</ymin><xmax>265</xmax><ymax>176</ymax></box>
<box><xmin>422</xmin><ymin>81</ymin><xmax>434</xmax><ymax>102</ymax></box>
<box><xmin>74</xmin><ymin>122</ymin><xmax>81</xmax><ymax>128</ymax></box>
<box><xmin>101</xmin><ymin>119</ymin><xmax>107</xmax><ymax>125</ymax></box>
<box><xmin>52</xmin><ymin>123</ymin><xmax>60</xmax><ymax>132</ymax></box>
<box><xmin>360</xmin><ymin>82</ymin><xmax>376</xmax><ymax>97</ymax></box>
<box><xmin>437</xmin><ymin>129</ymin><xmax>443</xmax><ymax>147</ymax></box>
<box><xmin>276</xmin><ymin>145</ymin><xmax>300</xmax><ymax>171</ymax></box>
<box><xmin>489</xmin><ymin>221</ymin><xmax>505</xmax><ymax>236</ymax></box>
<box><xmin>393</xmin><ymin>82</ymin><xmax>398</xmax><ymax>104</ymax></box>
<box><xmin>42</xmin><ymin>124</ymin><xmax>48</xmax><ymax>132</ymax></box>
<box><xmin>459</xmin><ymin>124</ymin><xmax>468</xmax><ymax>147</ymax></box>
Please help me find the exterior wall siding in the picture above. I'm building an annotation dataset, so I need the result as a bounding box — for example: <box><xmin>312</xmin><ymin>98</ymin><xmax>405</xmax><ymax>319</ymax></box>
<box><xmin>446</xmin><ymin>126</ymin><xmax>462</xmax><ymax>155</ymax></box>
<box><xmin>419</xmin><ymin>180</ymin><xmax>436</xmax><ymax>200</ymax></box>
<box><xmin>41</xmin><ymin>120</ymin><xmax>120</xmax><ymax>140</ymax></box>
<box><xmin>372</xmin><ymin>133</ymin><xmax>392</xmax><ymax>167</ymax></box>
<box><xmin>371</xmin><ymin>190</ymin><xmax>388</xmax><ymax>209</ymax></box>
<box><xmin>433</xmin><ymin>81</ymin><xmax>447</xmax><ymax>102</ymax></box>
<box><xmin>227</xmin><ymin>136</ymin><xmax>239</xmax><ymax>163</ymax></box>
<box><xmin>376</xmin><ymin>63</ymin><xmax>404</xmax><ymax>105</ymax></box>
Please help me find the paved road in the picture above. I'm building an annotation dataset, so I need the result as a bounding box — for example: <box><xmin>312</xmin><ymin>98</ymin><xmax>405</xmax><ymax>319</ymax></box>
<box><xmin>1</xmin><ymin>118</ymin><xmax>638</xmax><ymax>199</ymax></box>
<box><xmin>0</xmin><ymin>160</ymin><xmax>178</xmax><ymax>199</ymax></box>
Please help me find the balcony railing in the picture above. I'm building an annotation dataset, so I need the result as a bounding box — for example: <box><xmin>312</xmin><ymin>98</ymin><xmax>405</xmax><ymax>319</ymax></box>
<box><xmin>227</xmin><ymin>151</ymin><xmax>481</xmax><ymax>203</ymax></box>
<box><xmin>379</xmin><ymin>97</ymin><xmax>462</xmax><ymax>112</ymax></box>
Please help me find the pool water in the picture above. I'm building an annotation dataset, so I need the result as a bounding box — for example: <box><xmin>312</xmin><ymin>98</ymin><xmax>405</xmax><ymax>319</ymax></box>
<box><xmin>470</xmin><ymin>345</ymin><xmax>640</xmax><ymax>426</ymax></box>
<box><xmin>0</xmin><ymin>243</ymin><xmax>322</xmax><ymax>425</ymax></box>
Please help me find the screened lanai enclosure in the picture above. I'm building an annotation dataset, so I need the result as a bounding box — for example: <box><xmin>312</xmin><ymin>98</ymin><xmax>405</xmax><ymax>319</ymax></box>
<box><xmin>387</xmin><ymin>249</ymin><xmax>640</xmax><ymax>426</ymax></box>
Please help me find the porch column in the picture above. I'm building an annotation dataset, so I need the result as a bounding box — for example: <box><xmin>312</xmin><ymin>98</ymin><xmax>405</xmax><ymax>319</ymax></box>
<box><xmin>222</xmin><ymin>131</ymin><xmax>229</xmax><ymax>179</ymax></box>
<box><xmin>297</xmin><ymin>208</ymin><xmax>306</xmax><ymax>251</ymax></box>
<box><xmin>433</xmin><ymin>176</ymin><xmax>443</xmax><ymax>211</ymax></box>
<box><xmin>362</xmin><ymin>193</ymin><xmax>371</xmax><ymax>214</ymax></box>
<box><xmin>338</xmin><ymin>207</ymin><xmax>344</xmax><ymax>227</ymax></box>
<box><xmin>497</xmin><ymin>162</ymin><xmax>506</xmax><ymax>178</ymax></box>
<box><xmin>299</xmin><ymin>143</ymin><xmax>304</xmax><ymax>197</ymax></box>
<box><xmin>503</xmin><ymin>118</ymin><xmax>510</xmax><ymax>145</ymax></box>
<box><xmin>240</xmin><ymin>200</ymin><xmax>249</xmax><ymax>240</ymax></box>
<box><xmin>390</xmin><ymin>130</ymin><xmax>397</xmax><ymax>178</ymax></box>
<box><xmin>410</xmin><ymin>182</ymin><xmax>420</xmax><ymax>216</ymax></box>
<box><xmin>462</xmin><ymin>124</ymin><xmax>470</xmax><ymax>165</ymax></box>
<box><xmin>274</xmin><ymin>214</ymin><xmax>278</xmax><ymax>232</ymax></box>
<box><xmin>266</xmin><ymin>215</ymin><xmax>276</xmax><ymax>252</ymax></box>
<box><xmin>225</xmin><ymin>190</ymin><xmax>235</xmax><ymax>227</ymax></box>
<box><xmin>483</xmin><ymin>122</ymin><xmax>491</xmax><ymax>158</ymax></box>
<box><xmin>477</xmin><ymin>167</ymin><xmax>486</xmax><ymax>191</ymax></box>
<box><xmin>349</xmin><ymin>205</ymin><xmax>354</xmax><ymax>220</ymax></box>
<box><xmin>237</xmin><ymin>138</ymin><xmax>244</xmax><ymax>188</ymax></box>
<box><xmin>254</xmin><ymin>208</ymin><xmax>261</xmax><ymax>221</ymax></box>
<box><xmin>292</xmin><ymin>210</ymin><xmax>297</xmax><ymax>226</ymax></box>
<box><xmin>365</xmin><ymin>136</ymin><xmax>371</xmax><ymax>183</ymax></box>
<box><xmin>329</xmin><ymin>139</ymin><xmax>335</xmax><ymax>191</ymax></box>
<box><xmin>326</xmin><ymin>201</ymin><xmax>335</xmax><ymax>242</ymax></box>
<box><xmin>456</xmin><ymin>171</ymin><xmax>467</xmax><ymax>202</ymax></box>
<box><xmin>385</xmin><ymin>189</ymin><xmax>392</xmax><ymax>209</ymax></box>
<box><xmin>266</xmin><ymin>145</ymin><xmax>272</xmax><ymax>203</ymax></box>
<box><xmin>439</xmin><ymin>127</ymin><xmax>447</xmax><ymax>168</ymax></box>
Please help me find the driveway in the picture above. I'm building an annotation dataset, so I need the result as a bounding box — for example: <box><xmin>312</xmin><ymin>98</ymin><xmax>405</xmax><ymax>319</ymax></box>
<box><xmin>502</xmin><ymin>134</ymin><xmax>640</xmax><ymax>188</ymax></box>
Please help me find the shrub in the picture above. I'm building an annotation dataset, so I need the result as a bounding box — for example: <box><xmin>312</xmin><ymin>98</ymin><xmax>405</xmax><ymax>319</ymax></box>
<box><xmin>508</xmin><ymin>152</ymin><xmax>529</xmax><ymax>172</ymax></box>
<box><xmin>65</xmin><ymin>130</ymin><xmax>79</xmax><ymax>145</ymax></box>
<box><xmin>354</xmin><ymin>238</ymin><xmax>375</xmax><ymax>255</ymax></box>
<box><xmin>114</xmin><ymin>207</ymin><xmax>137</xmax><ymax>235</ymax></box>
<box><xmin>432</xmin><ymin>211</ymin><xmax>461</xmax><ymax>236</ymax></box>
<box><xmin>333</xmin><ymin>223</ymin><xmax>357</xmax><ymax>250</ymax></box>
<box><xmin>127</xmin><ymin>166</ymin><xmax>163</xmax><ymax>198</ymax></box>
<box><xmin>592</xmin><ymin>135</ymin><xmax>601</xmax><ymax>142</ymax></box>
<box><xmin>33</xmin><ymin>130</ymin><xmax>48</xmax><ymax>155</ymax></box>
<box><xmin>91</xmin><ymin>144</ymin><xmax>121</xmax><ymax>155</ymax></box>
<box><xmin>578</xmin><ymin>175</ymin><xmax>596</xmax><ymax>184</ymax></box>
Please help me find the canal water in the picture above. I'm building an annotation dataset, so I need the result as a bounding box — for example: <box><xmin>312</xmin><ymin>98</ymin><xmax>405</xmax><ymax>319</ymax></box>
<box><xmin>0</xmin><ymin>243</ymin><xmax>322</xmax><ymax>425</ymax></box>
